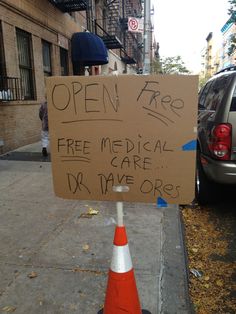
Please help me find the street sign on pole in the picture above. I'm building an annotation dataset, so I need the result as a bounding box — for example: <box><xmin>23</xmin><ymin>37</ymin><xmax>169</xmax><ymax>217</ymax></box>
<box><xmin>128</xmin><ymin>17</ymin><xmax>144</xmax><ymax>33</ymax></box>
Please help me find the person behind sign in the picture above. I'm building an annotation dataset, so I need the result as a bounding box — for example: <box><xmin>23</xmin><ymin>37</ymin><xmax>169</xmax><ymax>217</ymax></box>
<box><xmin>39</xmin><ymin>100</ymin><xmax>49</xmax><ymax>157</ymax></box>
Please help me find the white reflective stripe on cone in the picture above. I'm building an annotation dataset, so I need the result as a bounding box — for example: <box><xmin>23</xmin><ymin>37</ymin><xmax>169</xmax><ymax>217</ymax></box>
<box><xmin>110</xmin><ymin>244</ymin><xmax>133</xmax><ymax>273</ymax></box>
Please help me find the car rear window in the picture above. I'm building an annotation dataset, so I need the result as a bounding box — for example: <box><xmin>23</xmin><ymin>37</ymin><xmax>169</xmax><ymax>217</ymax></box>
<box><xmin>199</xmin><ymin>75</ymin><xmax>231</xmax><ymax>111</ymax></box>
<box><xmin>230</xmin><ymin>86</ymin><xmax>236</xmax><ymax>111</ymax></box>
<box><xmin>199</xmin><ymin>81</ymin><xmax>213</xmax><ymax>108</ymax></box>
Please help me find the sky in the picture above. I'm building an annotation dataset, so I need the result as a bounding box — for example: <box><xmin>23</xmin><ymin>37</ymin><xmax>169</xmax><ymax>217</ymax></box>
<box><xmin>152</xmin><ymin>0</ymin><xmax>230</xmax><ymax>73</ymax></box>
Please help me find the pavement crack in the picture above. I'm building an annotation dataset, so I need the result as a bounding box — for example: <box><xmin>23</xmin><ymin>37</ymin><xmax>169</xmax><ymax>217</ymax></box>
<box><xmin>1</xmin><ymin>261</ymin><xmax>106</xmax><ymax>274</ymax></box>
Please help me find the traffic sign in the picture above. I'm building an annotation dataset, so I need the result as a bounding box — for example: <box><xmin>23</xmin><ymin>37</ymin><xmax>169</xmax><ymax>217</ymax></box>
<box><xmin>128</xmin><ymin>17</ymin><xmax>143</xmax><ymax>33</ymax></box>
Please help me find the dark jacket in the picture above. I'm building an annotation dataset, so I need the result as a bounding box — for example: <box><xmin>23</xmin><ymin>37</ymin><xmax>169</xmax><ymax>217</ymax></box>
<box><xmin>39</xmin><ymin>102</ymin><xmax>48</xmax><ymax>131</ymax></box>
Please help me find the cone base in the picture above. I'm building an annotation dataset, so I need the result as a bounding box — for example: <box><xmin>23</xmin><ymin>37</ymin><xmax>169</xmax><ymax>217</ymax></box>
<box><xmin>97</xmin><ymin>310</ymin><xmax>152</xmax><ymax>314</ymax></box>
<box><xmin>104</xmin><ymin>269</ymin><xmax>141</xmax><ymax>313</ymax></box>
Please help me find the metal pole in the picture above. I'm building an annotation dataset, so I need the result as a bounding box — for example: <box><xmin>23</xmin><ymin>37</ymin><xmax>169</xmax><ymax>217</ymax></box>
<box><xmin>116</xmin><ymin>201</ymin><xmax>124</xmax><ymax>226</ymax></box>
<box><xmin>143</xmin><ymin>0</ymin><xmax>151</xmax><ymax>74</ymax></box>
<box><xmin>113</xmin><ymin>185</ymin><xmax>129</xmax><ymax>226</ymax></box>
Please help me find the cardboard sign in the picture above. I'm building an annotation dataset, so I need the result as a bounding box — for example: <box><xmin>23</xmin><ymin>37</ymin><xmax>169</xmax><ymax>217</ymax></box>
<box><xmin>46</xmin><ymin>74</ymin><xmax>198</xmax><ymax>204</ymax></box>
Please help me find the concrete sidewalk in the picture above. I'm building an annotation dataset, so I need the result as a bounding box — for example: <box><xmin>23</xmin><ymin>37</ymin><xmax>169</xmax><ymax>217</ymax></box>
<box><xmin>0</xmin><ymin>142</ymin><xmax>192</xmax><ymax>314</ymax></box>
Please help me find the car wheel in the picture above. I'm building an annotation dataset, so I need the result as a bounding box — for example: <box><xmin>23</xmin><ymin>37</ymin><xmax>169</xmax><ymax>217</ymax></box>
<box><xmin>196</xmin><ymin>153</ymin><xmax>219</xmax><ymax>205</ymax></box>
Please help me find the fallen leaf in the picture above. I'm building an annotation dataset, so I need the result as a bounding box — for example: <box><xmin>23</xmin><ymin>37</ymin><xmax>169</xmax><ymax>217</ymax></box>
<box><xmin>79</xmin><ymin>207</ymin><xmax>99</xmax><ymax>218</ymax></box>
<box><xmin>181</xmin><ymin>206</ymin><xmax>236</xmax><ymax>313</ymax></box>
<box><xmin>83</xmin><ymin>244</ymin><xmax>89</xmax><ymax>251</ymax></box>
<box><xmin>27</xmin><ymin>271</ymin><xmax>38</xmax><ymax>279</ymax></box>
<box><xmin>2</xmin><ymin>306</ymin><xmax>16</xmax><ymax>312</ymax></box>
<box><xmin>88</xmin><ymin>207</ymin><xmax>99</xmax><ymax>215</ymax></box>
<box><xmin>216</xmin><ymin>280</ymin><xmax>224</xmax><ymax>287</ymax></box>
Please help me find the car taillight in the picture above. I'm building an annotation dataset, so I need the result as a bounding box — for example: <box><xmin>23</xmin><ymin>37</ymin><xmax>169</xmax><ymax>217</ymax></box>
<box><xmin>208</xmin><ymin>123</ymin><xmax>232</xmax><ymax>160</ymax></box>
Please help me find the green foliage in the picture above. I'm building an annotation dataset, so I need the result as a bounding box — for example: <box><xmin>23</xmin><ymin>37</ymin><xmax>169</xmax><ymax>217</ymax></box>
<box><xmin>151</xmin><ymin>58</ymin><xmax>162</xmax><ymax>73</ymax></box>
<box><xmin>228</xmin><ymin>0</ymin><xmax>236</xmax><ymax>20</ymax></box>
<box><xmin>228</xmin><ymin>34</ymin><xmax>236</xmax><ymax>55</ymax></box>
<box><xmin>151</xmin><ymin>56</ymin><xmax>190</xmax><ymax>75</ymax></box>
<box><xmin>228</xmin><ymin>0</ymin><xmax>236</xmax><ymax>55</ymax></box>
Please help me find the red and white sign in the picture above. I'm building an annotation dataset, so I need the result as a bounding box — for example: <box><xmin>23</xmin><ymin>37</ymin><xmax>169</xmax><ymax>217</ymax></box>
<box><xmin>128</xmin><ymin>17</ymin><xmax>143</xmax><ymax>33</ymax></box>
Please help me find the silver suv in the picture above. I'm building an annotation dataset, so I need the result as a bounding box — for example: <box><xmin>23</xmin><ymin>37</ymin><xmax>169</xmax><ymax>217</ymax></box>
<box><xmin>197</xmin><ymin>66</ymin><xmax>236</xmax><ymax>204</ymax></box>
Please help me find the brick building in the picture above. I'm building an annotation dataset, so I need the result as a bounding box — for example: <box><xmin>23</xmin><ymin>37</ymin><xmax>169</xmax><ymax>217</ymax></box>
<box><xmin>0</xmin><ymin>0</ymin><xmax>143</xmax><ymax>153</ymax></box>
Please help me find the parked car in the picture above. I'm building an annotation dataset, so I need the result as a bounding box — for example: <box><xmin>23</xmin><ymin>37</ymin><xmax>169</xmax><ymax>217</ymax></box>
<box><xmin>197</xmin><ymin>66</ymin><xmax>236</xmax><ymax>204</ymax></box>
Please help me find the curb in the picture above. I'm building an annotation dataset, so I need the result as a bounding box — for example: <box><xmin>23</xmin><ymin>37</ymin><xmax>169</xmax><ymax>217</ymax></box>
<box><xmin>159</xmin><ymin>205</ymin><xmax>194</xmax><ymax>314</ymax></box>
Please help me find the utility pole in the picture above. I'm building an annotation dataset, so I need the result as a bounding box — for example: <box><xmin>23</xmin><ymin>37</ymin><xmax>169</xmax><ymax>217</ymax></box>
<box><xmin>143</xmin><ymin>0</ymin><xmax>151</xmax><ymax>74</ymax></box>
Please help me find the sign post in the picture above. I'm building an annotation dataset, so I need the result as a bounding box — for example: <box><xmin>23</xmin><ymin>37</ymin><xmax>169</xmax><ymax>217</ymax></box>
<box><xmin>97</xmin><ymin>185</ymin><xmax>151</xmax><ymax>314</ymax></box>
<box><xmin>46</xmin><ymin>74</ymin><xmax>198</xmax><ymax>312</ymax></box>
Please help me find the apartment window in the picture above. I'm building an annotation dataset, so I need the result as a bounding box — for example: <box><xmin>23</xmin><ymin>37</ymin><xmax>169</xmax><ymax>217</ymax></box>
<box><xmin>16</xmin><ymin>28</ymin><xmax>35</xmax><ymax>100</ymax></box>
<box><xmin>42</xmin><ymin>40</ymin><xmax>52</xmax><ymax>77</ymax></box>
<box><xmin>60</xmin><ymin>47</ymin><xmax>68</xmax><ymax>76</ymax></box>
<box><xmin>0</xmin><ymin>21</ymin><xmax>6</xmax><ymax>78</ymax></box>
<box><xmin>0</xmin><ymin>21</ymin><xmax>6</xmax><ymax>94</ymax></box>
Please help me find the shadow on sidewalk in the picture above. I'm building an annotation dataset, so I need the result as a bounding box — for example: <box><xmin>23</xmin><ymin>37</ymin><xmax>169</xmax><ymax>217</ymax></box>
<box><xmin>0</xmin><ymin>151</ymin><xmax>51</xmax><ymax>162</ymax></box>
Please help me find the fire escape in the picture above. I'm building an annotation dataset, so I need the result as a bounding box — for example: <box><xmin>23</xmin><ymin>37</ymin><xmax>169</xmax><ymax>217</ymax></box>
<box><xmin>95</xmin><ymin>0</ymin><xmax>143</xmax><ymax>67</ymax></box>
<box><xmin>48</xmin><ymin>0</ymin><xmax>88</xmax><ymax>12</ymax></box>
<box><xmin>125</xmin><ymin>0</ymin><xmax>143</xmax><ymax>66</ymax></box>
<box><xmin>49</xmin><ymin>0</ymin><xmax>143</xmax><ymax>69</ymax></box>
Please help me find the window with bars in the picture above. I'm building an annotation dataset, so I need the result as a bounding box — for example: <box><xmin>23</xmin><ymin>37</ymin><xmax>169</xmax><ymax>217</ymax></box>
<box><xmin>0</xmin><ymin>21</ymin><xmax>6</xmax><ymax>79</ymax></box>
<box><xmin>16</xmin><ymin>28</ymin><xmax>35</xmax><ymax>100</ymax></box>
<box><xmin>42</xmin><ymin>40</ymin><xmax>52</xmax><ymax>77</ymax></box>
<box><xmin>60</xmin><ymin>47</ymin><xmax>68</xmax><ymax>76</ymax></box>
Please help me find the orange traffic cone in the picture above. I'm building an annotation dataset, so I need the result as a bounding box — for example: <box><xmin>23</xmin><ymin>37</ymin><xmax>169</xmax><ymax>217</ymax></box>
<box><xmin>98</xmin><ymin>225</ymin><xmax>151</xmax><ymax>314</ymax></box>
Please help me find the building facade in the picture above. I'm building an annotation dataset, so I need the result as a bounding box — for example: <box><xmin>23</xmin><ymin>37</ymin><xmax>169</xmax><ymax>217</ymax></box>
<box><xmin>204</xmin><ymin>32</ymin><xmax>214</xmax><ymax>77</ymax></box>
<box><xmin>0</xmin><ymin>0</ymin><xmax>143</xmax><ymax>153</ymax></box>
<box><xmin>221</xmin><ymin>17</ymin><xmax>236</xmax><ymax>69</ymax></box>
